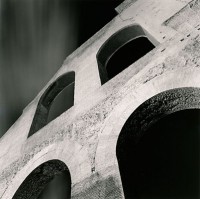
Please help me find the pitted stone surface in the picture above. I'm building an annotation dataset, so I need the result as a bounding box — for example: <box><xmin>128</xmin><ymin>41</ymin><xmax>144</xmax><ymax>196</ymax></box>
<box><xmin>117</xmin><ymin>88</ymin><xmax>200</xmax><ymax>151</ymax></box>
<box><xmin>0</xmin><ymin>0</ymin><xmax>200</xmax><ymax>198</ymax></box>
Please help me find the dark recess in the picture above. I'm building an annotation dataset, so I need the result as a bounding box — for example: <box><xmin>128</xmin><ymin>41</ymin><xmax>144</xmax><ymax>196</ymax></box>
<box><xmin>106</xmin><ymin>37</ymin><xmax>155</xmax><ymax>79</ymax></box>
<box><xmin>13</xmin><ymin>160</ymin><xmax>71</xmax><ymax>199</ymax></box>
<box><xmin>97</xmin><ymin>25</ymin><xmax>155</xmax><ymax>84</ymax></box>
<box><xmin>28</xmin><ymin>72</ymin><xmax>75</xmax><ymax>137</ymax></box>
<box><xmin>117</xmin><ymin>109</ymin><xmax>200</xmax><ymax>199</ymax></box>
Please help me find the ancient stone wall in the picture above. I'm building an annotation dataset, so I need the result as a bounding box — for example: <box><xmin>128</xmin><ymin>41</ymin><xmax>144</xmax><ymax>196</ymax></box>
<box><xmin>0</xmin><ymin>0</ymin><xmax>200</xmax><ymax>198</ymax></box>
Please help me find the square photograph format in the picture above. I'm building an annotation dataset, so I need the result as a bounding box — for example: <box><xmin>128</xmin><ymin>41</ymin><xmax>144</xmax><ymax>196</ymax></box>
<box><xmin>0</xmin><ymin>0</ymin><xmax>200</xmax><ymax>198</ymax></box>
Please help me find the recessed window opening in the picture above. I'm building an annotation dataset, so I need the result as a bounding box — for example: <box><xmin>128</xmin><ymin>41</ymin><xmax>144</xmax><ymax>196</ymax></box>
<box><xmin>28</xmin><ymin>71</ymin><xmax>75</xmax><ymax>137</ymax></box>
<box><xmin>13</xmin><ymin>160</ymin><xmax>71</xmax><ymax>199</ymax></box>
<box><xmin>116</xmin><ymin>88</ymin><xmax>200</xmax><ymax>199</ymax></box>
<box><xmin>97</xmin><ymin>25</ymin><xmax>157</xmax><ymax>84</ymax></box>
<box><xmin>47</xmin><ymin>81</ymin><xmax>74</xmax><ymax>123</ymax></box>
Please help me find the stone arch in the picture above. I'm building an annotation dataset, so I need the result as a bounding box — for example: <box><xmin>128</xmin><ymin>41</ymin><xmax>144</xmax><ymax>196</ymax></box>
<box><xmin>12</xmin><ymin>159</ymin><xmax>71</xmax><ymax>199</ymax></box>
<box><xmin>96</xmin><ymin>24</ymin><xmax>157</xmax><ymax>84</ymax></box>
<box><xmin>28</xmin><ymin>71</ymin><xmax>75</xmax><ymax>137</ymax></box>
<box><xmin>116</xmin><ymin>87</ymin><xmax>200</xmax><ymax>198</ymax></box>
<box><xmin>95</xmin><ymin>68</ymin><xmax>200</xmax><ymax>198</ymax></box>
<box><xmin>3</xmin><ymin>139</ymin><xmax>91</xmax><ymax>199</ymax></box>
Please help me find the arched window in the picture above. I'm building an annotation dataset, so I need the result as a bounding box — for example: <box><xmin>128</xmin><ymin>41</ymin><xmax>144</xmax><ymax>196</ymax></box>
<box><xmin>97</xmin><ymin>25</ymin><xmax>157</xmax><ymax>84</ymax></box>
<box><xmin>13</xmin><ymin>160</ymin><xmax>71</xmax><ymax>199</ymax></box>
<box><xmin>28</xmin><ymin>71</ymin><xmax>75</xmax><ymax>137</ymax></box>
<box><xmin>116</xmin><ymin>88</ymin><xmax>200</xmax><ymax>199</ymax></box>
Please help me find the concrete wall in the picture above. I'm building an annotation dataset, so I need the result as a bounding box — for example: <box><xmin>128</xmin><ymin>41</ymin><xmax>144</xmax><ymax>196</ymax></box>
<box><xmin>1</xmin><ymin>0</ymin><xmax>200</xmax><ymax>198</ymax></box>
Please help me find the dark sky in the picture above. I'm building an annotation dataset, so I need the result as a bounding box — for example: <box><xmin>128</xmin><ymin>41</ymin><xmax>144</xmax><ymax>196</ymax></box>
<box><xmin>0</xmin><ymin>0</ymin><xmax>123</xmax><ymax>136</ymax></box>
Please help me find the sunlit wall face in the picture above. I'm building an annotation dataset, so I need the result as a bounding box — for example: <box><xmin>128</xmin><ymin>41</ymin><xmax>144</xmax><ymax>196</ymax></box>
<box><xmin>0</xmin><ymin>0</ymin><xmax>123</xmax><ymax>136</ymax></box>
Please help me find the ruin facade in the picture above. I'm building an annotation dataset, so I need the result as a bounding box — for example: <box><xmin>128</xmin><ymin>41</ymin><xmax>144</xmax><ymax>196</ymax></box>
<box><xmin>0</xmin><ymin>0</ymin><xmax>200</xmax><ymax>198</ymax></box>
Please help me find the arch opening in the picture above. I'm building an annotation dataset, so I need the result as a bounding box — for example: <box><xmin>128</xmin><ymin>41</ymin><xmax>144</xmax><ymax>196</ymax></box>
<box><xmin>13</xmin><ymin>159</ymin><xmax>71</xmax><ymax>199</ymax></box>
<box><xmin>116</xmin><ymin>88</ymin><xmax>200</xmax><ymax>199</ymax></box>
<box><xmin>28</xmin><ymin>71</ymin><xmax>75</xmax><ymax>137</ymax></box>
<box><xmin>97</xmin><ymin>25</ymin><xmax>157</xmax><ymax>84</ymax></box>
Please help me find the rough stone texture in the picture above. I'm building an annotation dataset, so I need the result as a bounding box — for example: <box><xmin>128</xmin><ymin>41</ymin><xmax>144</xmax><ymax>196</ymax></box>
<box><xmin>117</xmin><ymin>87</ymin><xmax>200</xmax><ymax>151</ymax></box>
<box><xmin>0</xmin><ymin>0</ymin><xmax>200</xmax><ymax>198</ymax></box>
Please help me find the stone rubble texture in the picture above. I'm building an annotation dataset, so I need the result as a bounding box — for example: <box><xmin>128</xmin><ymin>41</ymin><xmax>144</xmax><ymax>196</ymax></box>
<box><xmin>1</xmin><ymin>0</ymin><xmax>200</xmax><ymax>198</ymax></box>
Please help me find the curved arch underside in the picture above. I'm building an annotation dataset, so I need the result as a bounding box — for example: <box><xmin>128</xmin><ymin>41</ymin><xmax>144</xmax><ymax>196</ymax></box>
<box><xmin>28</xmin><ymin>71</ymin><xmax>75</xmax><ymax>137</ymax></box>
<box><xmin>117</xmin><ymin>87</ymin><xmax>200</xmax><ymax>199</ymax></box>
<box><xmin>97</xmin><ymin>25</ymin><xmax>156</xmax><ymax>84</ymax></box>
<box><xmin>13</xmin><ymin>160</ymin><xmax>71</xmax><ymax>199</ymax></box>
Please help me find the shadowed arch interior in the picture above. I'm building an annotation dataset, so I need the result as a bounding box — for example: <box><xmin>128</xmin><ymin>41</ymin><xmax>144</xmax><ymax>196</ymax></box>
<box><xmin>13</xmin><ymin>159</ymin><xmax>71</xmax><ymax>199</ymax></box>
<box><xmin>116</xmin><ymin>87</ymin><xmax>200</xmax><ymax>199</ymax></box>
<box><xmin>28</xmin><ymin>71</ymin><xmax>75</xmax><ymax>137</ymax></box>
<box><xmin>96</xmin><ymin>25</ymin><xmax>157</xmax><ymax>84</ymax></box>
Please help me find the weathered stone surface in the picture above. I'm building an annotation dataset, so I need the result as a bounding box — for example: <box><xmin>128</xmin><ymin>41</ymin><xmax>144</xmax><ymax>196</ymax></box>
<box><xmin>0</xmin><ymin>0</ymin><xmax>200</xmax><ymax>198</ymax></box>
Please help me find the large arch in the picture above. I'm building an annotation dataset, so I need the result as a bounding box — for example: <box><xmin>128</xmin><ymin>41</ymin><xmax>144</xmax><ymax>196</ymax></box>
<box><xmin>96</xmin><ymin>24</ymin><xmax>157</xmax><ymax>84</ymax></box>
<box><xmin>116</xmin><ymin>87</ymin><xmax>200</xmax><ymax>198</ymax></box>
<box><xmin>28</xmin><ymin>71</ymin><xmax>75</xmax><ymax>137</ymax></box>
<box><xmin>12</xmin><ymin>159</ymin><xmax>71</xmax><ymax>199</ymax></box>
<box><xmin>94</xmin><ymin>67</ymin><xmax>200</xmax><ymax>198</ymax></box>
